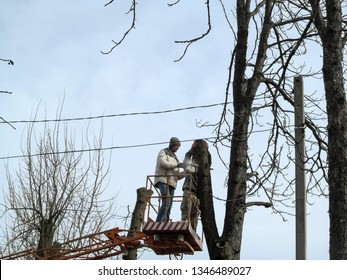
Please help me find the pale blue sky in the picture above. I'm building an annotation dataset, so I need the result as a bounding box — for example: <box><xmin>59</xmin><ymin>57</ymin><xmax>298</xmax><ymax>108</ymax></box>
<box><xmin>0</xmin><ymin>0</ymin><xmax>328</xmax><ymax>260</ymax></box>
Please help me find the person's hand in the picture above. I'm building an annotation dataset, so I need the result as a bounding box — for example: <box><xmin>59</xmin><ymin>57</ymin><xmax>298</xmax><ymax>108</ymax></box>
<box><xmin>177</xmin><ymin>162</ymin><xmax>187</xmax><ymax>169</ymax></box>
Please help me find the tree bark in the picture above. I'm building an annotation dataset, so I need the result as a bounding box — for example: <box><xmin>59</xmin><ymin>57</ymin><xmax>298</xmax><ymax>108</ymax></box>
<box><xmin>309</xmin><ymin>0</ymin><xmax>347</xmax><ymax>260</ymax></box>
<box><xmin>123</xmin><ymin>187</ymin><xmax>153</xmax><ymax>260</ymax></box>
<box><xmin>191</xmin><ymin>141</ymin><xmax>219</xmax><ymax>259</ymax></box>
<box><xmin>322</xmin><ymin>1</ymin><xmax>347</xmax><ymax>260</ymax></box>
<box><xmin>36</xmin><ymin>218</ymin><xmax>55</xmax><ymax>259</ymax></box>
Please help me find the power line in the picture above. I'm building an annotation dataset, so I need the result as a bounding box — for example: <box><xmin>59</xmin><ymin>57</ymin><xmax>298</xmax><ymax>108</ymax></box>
<box><xmin>0</xmin><ymin>102</ymin><xmax>232</xmax><ymax>125</ymax></box>
<box><xmin>0</xmin><ymin>127</ymin><xmax>275</xmax><ymax>161</ymax></box>
<box><xmin>0</xmin><ymin>137</ymin><xmax>218</xmax><ymax>160</ymax></box>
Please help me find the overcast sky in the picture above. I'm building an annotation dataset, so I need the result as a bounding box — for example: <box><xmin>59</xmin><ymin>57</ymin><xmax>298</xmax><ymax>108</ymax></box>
<box><xmin>0</xmin><ymin>0</ymin><xmax>329</xmax><ymax>260</ymax></box>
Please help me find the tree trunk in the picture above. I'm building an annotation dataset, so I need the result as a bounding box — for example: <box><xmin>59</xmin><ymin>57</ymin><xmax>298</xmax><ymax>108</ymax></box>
<box><xmin>195</xmin><ymin>0</ymin><xmax>273</xmax><ymax>260</ymax></box>
<box><xmin>322</xmin><ymin>1</ymin><xmax>347</xmax><ymax>260</ymax></box>
<box><xmin>192</xmin><ymin>142</ymin><xmax>220</xmax><ymax>259</ymax></box>
<box><xmin>123</xmin><ymin>187</ymin><xmax>153</xmax><ymax>260</ymax></box>
<box><xmin>309</xmin><ymin>0</ymin><xmax>347</xmax><ymax>259</ymax></box>
<box><xmin>36</xmin><ymin>218</ymin><xmax>54</xmax><ymax>259</ymax></box>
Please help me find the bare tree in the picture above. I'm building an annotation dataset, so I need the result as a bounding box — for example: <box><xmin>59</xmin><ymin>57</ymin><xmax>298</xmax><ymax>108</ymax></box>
<box><xmin>194</xmin><ymin>0</ymin><xmax>324</xmax><ymax>259</ymax></box>
<box><xmin>103</xmin><ymin>1</ymin><xmax>329</xmax><ymax>259</ymax></box>
<box><xmin>1</xmin><ymin>104</ymin><xmax>116</xmax><ymax>258</ymax></box>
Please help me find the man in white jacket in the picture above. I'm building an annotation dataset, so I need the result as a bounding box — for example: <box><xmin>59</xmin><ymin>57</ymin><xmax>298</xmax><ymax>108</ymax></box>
<box><xmin>154</xmin><ymin>137</ymin><xmax>184</xmax><ymax>222</ymax></box>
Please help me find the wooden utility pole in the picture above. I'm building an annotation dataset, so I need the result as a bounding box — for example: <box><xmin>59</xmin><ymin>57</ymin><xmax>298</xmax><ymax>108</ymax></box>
<box><xmin>294</xmin><ymin>76</ymin><xmax>307</xmax><ymax>260</ymax></box>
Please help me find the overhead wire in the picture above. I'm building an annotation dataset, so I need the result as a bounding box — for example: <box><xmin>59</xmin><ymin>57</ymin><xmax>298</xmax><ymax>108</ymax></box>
<box><xmin>0</xmin><ymin>100</ymin><xmax>278</xmax><ymax>160</ymax></box>
<box><xmin>0</xmin><ymin>102</ymin><xmax>232</xmax><ymax>125</ymax></box>
<box><xmin>0</xmin><ymin>137</ymin><xmax>219</xmax><ymax>160</ymax></box>
<box><xmin>0</xmin><ymin>102</ymin><xmax>227</xmax><ymax>159</ymax></box>
<box><xmin>0</xmin><ymin>129</ymin><xmax>277</xmax><ymax>160</ymax></box>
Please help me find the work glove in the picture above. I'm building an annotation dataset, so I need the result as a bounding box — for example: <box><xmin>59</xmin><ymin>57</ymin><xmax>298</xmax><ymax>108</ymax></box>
<box><xmin>177</xmin><ymin>162</ymin><xmax>187</xmax><ymax>169</ymax></box>
<box><xmin>185</xmin><ymin>162</ymin><xmax>199</xmax><ymax>174</ymax></box>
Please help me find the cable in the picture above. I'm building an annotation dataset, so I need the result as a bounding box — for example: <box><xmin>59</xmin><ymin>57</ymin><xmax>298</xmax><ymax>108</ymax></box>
<box><xmin>0</xmin><ymin>137</ymin><xmax>218</xmax><ymax>160</ymax></box>
<box><xmin>0</xmin><ymin>101</ymin><xmax>278</xmax><ymax>160</ymax></box>
<box><xmin>0</xmin><ymin>102</ymin><xmax>232</xmax><ymax>125</ymax></box>
<box><xmin>0</xmin><ymin>127</ymin><xmax>276</xmax><ymax>161</ymax></box>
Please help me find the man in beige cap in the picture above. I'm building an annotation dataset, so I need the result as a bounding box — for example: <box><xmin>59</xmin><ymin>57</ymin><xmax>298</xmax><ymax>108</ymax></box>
<box><xmin>154</xmin><ymin>137</ymin><xmax>185</xmax><ymax>222</ymax></box>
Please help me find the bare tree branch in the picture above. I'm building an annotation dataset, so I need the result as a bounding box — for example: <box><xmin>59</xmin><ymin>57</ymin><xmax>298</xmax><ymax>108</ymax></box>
<box><xmin>174</xmin><ymin>0</ymin><xmax>212</xmax><ymax>62</ymax></box>
<box><xmin>0</xmin><ymin>58</ymin><xmax>14</xmax><ymax>65</ymax></box>
<box><xmin>101</xmin><ymin>0</ymin><xmax>136</xmax><ymax>55</ymax></box>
